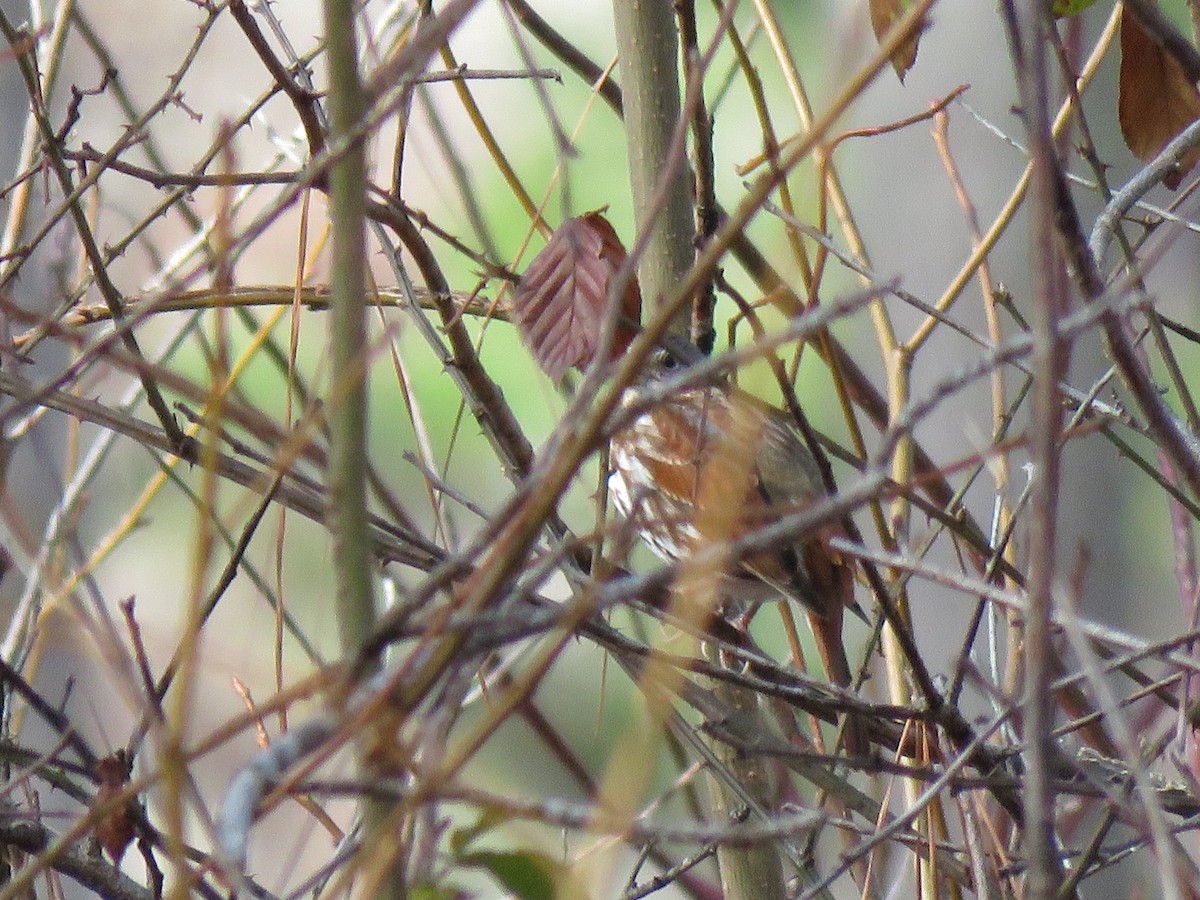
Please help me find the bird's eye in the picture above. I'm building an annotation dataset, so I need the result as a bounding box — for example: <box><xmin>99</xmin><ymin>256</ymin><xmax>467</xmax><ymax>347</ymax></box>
<box><xmin>649</xmin><ymin>348</ymin><xmax>677</xmax><ymax>371</ymax></box>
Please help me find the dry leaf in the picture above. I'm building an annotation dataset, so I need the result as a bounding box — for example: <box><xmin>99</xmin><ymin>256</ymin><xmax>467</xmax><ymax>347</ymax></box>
<box><xmin>1119</xmin><ymin>5</ymin><xmax>1200</xmax><ymax>189</ymax></box>
<box><xmin>870</xmin><ymin>0</ymin><xmax>922</xmax><ymax>82</ymax></box>
<box><xmin>512</xmin><ymin>212</ymin><xmax>642</xmax><ymax>380</ymax></box>
<box><xmin>93</xmin><ymin>752</ymin><xmax>136</xmax><ymax>863</ymax></box>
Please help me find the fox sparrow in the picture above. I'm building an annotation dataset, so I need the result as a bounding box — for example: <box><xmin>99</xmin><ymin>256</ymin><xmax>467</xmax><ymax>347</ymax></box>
<box><xmin>608</xmin><ymin>373</ymin><xmax>860</xmax><ymax>699</ymax></box>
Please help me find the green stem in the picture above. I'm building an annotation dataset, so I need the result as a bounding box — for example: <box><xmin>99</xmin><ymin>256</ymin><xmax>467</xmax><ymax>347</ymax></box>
<box><xmin>611</xmin><ymin>0</ymin><xmax>695</xmax><ymax>335</ymax></box>
<box><xmin>323</xmin><ymin>0</ymin><xmax>375</xmax><ymax>670</ymax></box>
<box><xmin>611</xmin><ymin>3</ymin><xmax>787</xmax><ymax>896</ymax></box>
<box><xmin>322</xmin><ymin>0</ymin><xmax>399</xmax><ymax>892</ymax></box>
<box><xmin>704</xmin><ymin>644</ymin><xmax>789</xmax><ymax>900</ymax></box>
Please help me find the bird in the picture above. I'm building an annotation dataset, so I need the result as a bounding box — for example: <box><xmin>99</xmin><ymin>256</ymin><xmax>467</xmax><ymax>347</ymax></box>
<box><xmin>506</xmin><ymin>211</ymin><xmax>863</xmax><ymax>748</ymax></box>
<box><xmin>607</xmin><ymin>368</ymin><xmax>865</xmax><ymax>752</ymax></box>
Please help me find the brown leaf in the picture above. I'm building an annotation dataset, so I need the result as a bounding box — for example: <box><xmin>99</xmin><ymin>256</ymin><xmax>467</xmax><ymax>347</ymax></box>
<box><xmin>512</xmin><ymin>212</ymin><xmax>642</xmax><ymax>380</ymax></box>
<box><xmin>93</xmin><ymin>752</ymin><xmax>136</xmax><ymax>863</ymax></box>
<box><xmin>1119</xmin><ymin>6</ymin><xmax>1200</xmax><ymax>189</ymax></box>
<box><xmin>870</xmin><ymin>0</ymin><xmax>922</xmax><ymax>82</ymax></box>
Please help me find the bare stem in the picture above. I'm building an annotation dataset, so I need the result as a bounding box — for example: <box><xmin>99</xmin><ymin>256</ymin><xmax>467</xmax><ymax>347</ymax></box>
<box><xmin>611</xmin><ymin>0</ymin><xmax>695</xmax><ymax>335</ymax></box>
<box><xmin>321</xmin><ymin>0</ymin><xmax>399</xmax><ymax>892</ymax></box>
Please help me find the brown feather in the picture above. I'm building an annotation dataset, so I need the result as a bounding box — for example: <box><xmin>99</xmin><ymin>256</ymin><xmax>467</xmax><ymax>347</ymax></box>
<box><xmin>609</xmin><ymin>383</ymin><xmax>867</xmax><ymax>754</ymax></box>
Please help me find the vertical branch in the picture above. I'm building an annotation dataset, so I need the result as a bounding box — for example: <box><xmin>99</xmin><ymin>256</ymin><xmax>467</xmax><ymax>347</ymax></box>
<box><xmin>321</xmin><ymin>0</ymin><xmax>395</xmax><ymax>887</ymax></box>
<box><xmin>323</xmin><ymin>0</ymin><xmax>376</xmax><ymax>668</ymax></box>
<box><xmin>1000</xmin><ymin>1</ymin><xmax>1068</xmax><ymax>894</ymax></box>
<box><xmin>675</xmin><ymin>0</ymin><xmax>717</xmax><ymax>353</ymax></box>
<box><xmin>611</xmin><ymin>0</ymin><xmax>694</xmax><ymax>336</ymax></box>
<box><xmin>617</xmin><ymin>7</ymin><xmax>799</xmax><ymax>896</ymax></box>
<box><xmin>610</xmin><ymin>4</ymin><xmax>786</xmax><ymax>897</ymax></box>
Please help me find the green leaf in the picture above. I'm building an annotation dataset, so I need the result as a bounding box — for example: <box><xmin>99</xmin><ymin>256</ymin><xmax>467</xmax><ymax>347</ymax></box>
<box><xmin>1053</xmin><ymin>0</ymin><xmax>1100</xmax><ymax>16</ymax></box>
<box><xmin>461</xmin><ymin>850</ymin><xmax>558</xmax><ymax>900</ymax></box>
<box><xmin>449</xmin><ymin>808</ymin><xmax>510</xmax><ymax>854</ymax></box>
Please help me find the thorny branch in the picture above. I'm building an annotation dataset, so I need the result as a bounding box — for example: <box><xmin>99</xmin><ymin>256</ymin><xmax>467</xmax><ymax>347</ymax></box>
<box><xmin>2</xmin><ymin>1</ymin><xmax>1200</xmax><ymax>898</ymax></box>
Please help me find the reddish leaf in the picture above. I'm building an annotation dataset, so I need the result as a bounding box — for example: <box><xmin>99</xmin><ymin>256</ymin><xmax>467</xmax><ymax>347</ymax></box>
<box><xmin>512</xmin><ymin>212</ymin><xmax>642</xmax><ymax>380</ymax></box>
<box><xmin>870</xmin><ymin>0</ymin><xmax>922</xmax><ymax>82</ymax></box>
<box><xmin>93</xmin><ymin>752</ymin><xmax>136</xmax><ymax>863</ymax></box>
<box><xmin>1119</xmin><ymin>6</ymin><xmax>1200</xmax><ymax>189</ymax></box>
